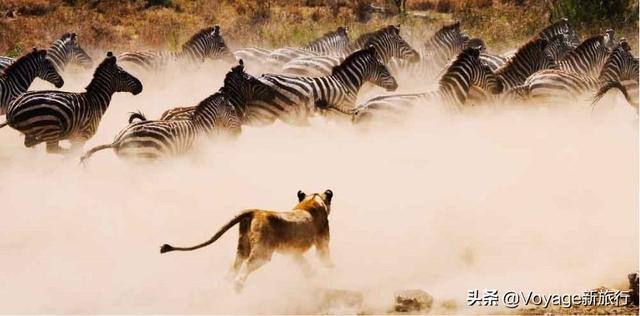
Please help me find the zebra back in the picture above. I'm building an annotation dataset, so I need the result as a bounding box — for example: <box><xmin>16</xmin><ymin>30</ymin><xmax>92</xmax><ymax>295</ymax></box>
<box><xmin>303</xmin><ymin>26</ymin><xmax>350</xmax><ymax>56</ymax></box>
<box><xmin>597</xmin><ymin>39</ymin><xmax>638</xmax><ymax>84</ymax></box>
<box><xmin>180</xmin><ymin>25</ymin><xmax>235</xmax><ymax>62</ymax></box>
<box><xmin>0</xmin><ymin>48</ymin><xmax>64</xmax><ymax>114</ymax></box>
<box><xmin>495</xmin><ymin>38</ymin><xmax>557</xmax><ymax>90</ymax></box>
<box><xmin>559</xmin><ymin>30</ymin><xmax>616</xmax><ymax>79</ymax></box>
<box><xmin>47</xmin><ymin>33</ymin><xmax>93</xmax><ymax>71</ymax></box>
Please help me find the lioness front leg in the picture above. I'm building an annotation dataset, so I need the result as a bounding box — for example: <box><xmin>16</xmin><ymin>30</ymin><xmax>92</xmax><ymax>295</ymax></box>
<box><xmin>293</xmin><ymin>254</ymin><xmax>313</xmax><ymax>278</ymax></box>
<box><xmin>316</xmin><ymin>238</ymin><xmax>334</xmax><ymax>268</ymax></box>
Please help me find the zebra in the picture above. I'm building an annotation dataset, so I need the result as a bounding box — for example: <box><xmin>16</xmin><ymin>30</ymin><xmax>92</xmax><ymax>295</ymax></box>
<box><xmin>152</xmin><ymin>59</ymin><xmax>276</xmax><ymax>122</ymax></box>
<box><xmin>242</xmin><ymin>45</ymin><xmax>398</xmax><ymax>126</ymax></box>
<box><xmin>0</xmin><ymin>48</ymin><xmax>64</xmax><ymax>115</ymax></box>
<box><xmin>537</xmin><ymin>18</ymin><xmax>581</xmax><ymax>47</ymax></box>
<box><xmin>0</xmin><ymin>33</ymin><xmax>93</xmax><ymax>74</ymax></box>
<box><xmin>118</xmin><ymin>26</ymin><xmax>235</xmax><ymax>70</ymax></box>
<box><xmin>351</xmin><ymin>46</ymin><xmax>503</xmax><ymax>124</ymax></box>
<box><xmin>506</xmin><ymin>31</ymin><xmax>620</xmax><ymax>104</ymax></box>
<box><xmin>387</xmin><ymin>21</ymin><xmax>472</xmax><ymax>82</ymax></box>
<box><xmin>493</xmin><ymin>38</ymin><xmax>558</xmax><ymax>92</ymax></box>
<box><xmin>1</xmin><ymin>52</ymin><xmax>142</xmax><ymax>154</ymax></box>
<box><xmin>267</xmin><ymin>26</ymin><xmax>350</xmax><ymax>65</ymax></box>
<box><xmin>485</xmin><ymin>18</ymin><xmax>581</xmax><ymax>70</ymax></box>
<box><xmin>281</xmin><ymin>25</ymin><xmax>419</xmax><ymax>77</ymax></box>
<box><xmin>79</xmin><ymin>60</ymin><xmax>274</xmax><ymax>161</ymax></box>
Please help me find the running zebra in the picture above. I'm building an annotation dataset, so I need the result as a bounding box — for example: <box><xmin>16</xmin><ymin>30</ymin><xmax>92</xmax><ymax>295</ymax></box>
<box><xmin>281</xmin><ymin>25</ymin><xmax>419</xmax><ymax>76</ymax></box>
<box><xmin>267</xmin><ymin>27</ymin><xmax>350</xmax><ymax>65</ymax></box>
<box><xmin>0</xmin><ymin>48</ymin><xmax>64</xmax><ymax>115</ymax></box>
<box><xmin>119</xmin><ymin>26</ymin><xmax>235</xmax><ymax>70</ymax></box>
<box><xmin>506</xmin><ymin>31</ymin><xmax>619</xmax><ymax>104</ymax></box>
<box><xmin>80</xmin><ymin>60</ymin><xmax>274</xmax><ymax>161</ymax></box>
<box><xmin>243</xmin><ymin>45</ymin><xmax>398</xmax><ymax>126</ymax></box>
<box><xmin>1</xmin><ymin>52</ymin><xmax>142</xmax><ymax>154</ymax></box>
<box><xmin>0</xmin><ymin>33</ymin><xmax>92</xmax><ymax>73</ymax></box>
<box><xmin>351</xmin><ymin>46</ymin><xmax>503</xmax><ymax>123</ymax></box>
<box><xmin>484</xmin><ymin>18</ymin><xmax>580</xmax><ymax>70</ymax></box>
<box><xmin>494</xmin><ymin>38</ymin><xmax>558</xmax><ymax>92</ymax></box>
<box><xmin>387</xmin><ymin>21</ymin><xmax>472</xmax><ymax>82</ymax></box>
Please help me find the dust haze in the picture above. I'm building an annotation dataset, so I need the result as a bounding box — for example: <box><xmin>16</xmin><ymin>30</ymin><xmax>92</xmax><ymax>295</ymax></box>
<box><xmin>0</xmin><ymin>55</ymin><xmax>637</xmax><ymax>314</ymax></box>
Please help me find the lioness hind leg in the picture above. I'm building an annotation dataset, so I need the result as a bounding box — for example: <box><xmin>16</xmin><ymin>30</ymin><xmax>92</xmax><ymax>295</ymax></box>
<box><xmin>228</xmin><ymin>221</ymin><xmax>251</xmax><ymax>279</ymax></box>
<box><xmin>234</xmin><ymin>247</ymin><xmax>272</xmax><ymax>293</ymax></box>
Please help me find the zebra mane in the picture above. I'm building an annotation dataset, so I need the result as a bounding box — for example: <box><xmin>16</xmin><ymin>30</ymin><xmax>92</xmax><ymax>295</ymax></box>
<box><xmin>561</xmin><ymin>34</ymin><xmax>607</xmax><ymax>60</ymax></box>
<box><xmin>182</xmin><ymin>26</ymin><xmax>220</xmax><ymax>48</ymax></box>
<box><xmin>84</xmin><ymin>53</ymin><xmax>116</xmax><ymax>91</ymax></box>
<box><xmin>304</xmin><ymin>27</ymin><xmax>349</xmax><ymax>49</ymax></box>
<box><xmin>59</xmin><ymin>32</ymin><xmax>77</xmax><ymax>43</ymax></box>
<box><xmin>438</xmin><ymin>47</ymin><xmax>480</xmax><ymax>85</ymax></box>
<box><xmin>351</xmin><ymin>25</ymin><xmax>399</xmax><ymax>48</ymax></box>
<box><xmin>331</xmin><ymin>46</ymin><xmax>375</xmax><ymax>75</ymax></box>
<box><xmin>538</xmin><ymin>18</ymin><xmax>569</xmax><ymax>39</ymax></box>
<box><xmin>495</xmin><ymin>38</ymin><xmax>549</xmax><ymax>74</ymax></box>
<box><xmin>1</xmin><ymin>49</ymin><xmax>46</xmax><ymax>78</ymax></box>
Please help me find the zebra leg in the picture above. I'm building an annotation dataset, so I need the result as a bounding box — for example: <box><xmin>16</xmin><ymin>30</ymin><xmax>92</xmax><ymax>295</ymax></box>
<box><xmin>23</xmin><ymin>135</ymin><xmax>42</xmax><ymax>148</ymax></box>
<box><xmin>46</xmin><ymin>141</ymin><xmax>68</xmax><ymax>154</ymax></box>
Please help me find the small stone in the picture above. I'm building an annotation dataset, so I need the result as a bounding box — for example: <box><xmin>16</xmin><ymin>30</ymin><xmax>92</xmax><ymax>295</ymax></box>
<box><xmin>393</xmin><ymin>289</ymin><xmax>433</xmax><ymax>313</ymax></box>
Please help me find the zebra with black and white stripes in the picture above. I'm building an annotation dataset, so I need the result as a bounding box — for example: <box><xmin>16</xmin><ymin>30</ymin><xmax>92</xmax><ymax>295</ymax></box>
<box><xmin>494</xmin><ymin>38</ymin><xmax>558</xmax><ymax>92</ymax></box>
<box><xmin>242</xmin><ymin>45</ymin><xmax>398</xmax><ymax>126</ymax></box>
<box><xmin>0</xmin><ymin>33</ymin><xmax>93</xmax><ymax>74</ymax></box>
<box><xmin>592</xmin><ymin>40</ymin><xmax>638</xmax><ymax>110</ymax></box>
<box><xmin>119</xmin><ymin>26</ymin><xmax>235</xmax><ymax>70</ymax></box>
<box><xmin>79</xmin><ymin>60</ymin><xmax>274</xmax><ymax>161</ymax></box>
<box><xmin>483</xmin><ymin>18</ymin><xmax>580</xmax><ymax>71</ymax></box>
<box><xmin>351</xmin><ymin>46</ymin><xmax>503</xmax><ymax>123</ymax></box>
<box><xmin>266</xmin><ymin>27</ymin><xmax>350</xmax><ymax>66</ymax></box>
<box><xmin>507</xmin><ymin>30</ymin><xmax>618</xmax><ymax>103</ymax></box>
<box><xmin>281</xmin><ymin>25</ymin><xmax>419</xmax><ymax>77</ymax></box>
<box><xmin>387</xmin><ymin>21</ymin><xmax>471</xmax><ymax>82</ymax></box>
<box><xmin>0</xmin><ymin>48</ymin><xmax>64</xmax><ymax>115</ymax></box>
<box><xmin>1</xmin><ymin>52</ymin><xmax>142</xmax><ymax>154</ymax></box>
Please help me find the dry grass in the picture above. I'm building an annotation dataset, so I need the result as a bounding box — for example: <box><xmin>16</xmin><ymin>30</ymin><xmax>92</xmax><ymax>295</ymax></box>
<box><xmin>0</xmin><ymin>0</ymin><xmax>637</xmax><ymax>56</ymax></box>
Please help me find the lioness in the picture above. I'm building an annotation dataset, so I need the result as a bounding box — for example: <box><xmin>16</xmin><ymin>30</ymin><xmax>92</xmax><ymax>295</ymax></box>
<box><xmin>160</xmin><ymin>189</ymin><xmax>334</xmax><ymax>291</ymax></box>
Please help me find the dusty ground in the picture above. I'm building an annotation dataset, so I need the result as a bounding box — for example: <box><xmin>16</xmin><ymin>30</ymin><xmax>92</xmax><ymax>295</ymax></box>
<box><xmin>0</xmin><ymin>49</ymin><xmax>637</xmax><ymax>314</ymax></box>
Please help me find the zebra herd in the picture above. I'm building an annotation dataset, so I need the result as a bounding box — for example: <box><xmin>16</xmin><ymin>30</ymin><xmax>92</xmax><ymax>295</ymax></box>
<box><xmin>0</xmin><ymin>19</ymin><xmax>637</xmax><ymax>160</ymax></box>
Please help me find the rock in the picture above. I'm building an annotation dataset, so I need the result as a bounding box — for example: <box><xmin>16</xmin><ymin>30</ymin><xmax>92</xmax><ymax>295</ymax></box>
<box><xmin>318</xmin><ymin>288</ymin><xmax>364</xmax><ymax>313</ymax></box>
<box><xmin>393</xmin><ymin>289</ymin><xmax>433</xmax><ymax>313</ymax></box>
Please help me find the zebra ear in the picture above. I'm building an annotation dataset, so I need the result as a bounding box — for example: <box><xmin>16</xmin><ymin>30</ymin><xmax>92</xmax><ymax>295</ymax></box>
<box><xmin>297</xmin><ymin>190</ymin><xmax>306</xmax><ymax>202</ymax></box>
<box><xmin>32</xmin><ymin>47</ymin><xmax>38</xmax><ymax>53</ymax></box>
<box><xmin>213</xmin><ymin>25</ymin><xmax>220</xmax><ymax>35</ymax></box>
<box><xmin>71</xmin><ymin>33</ymin><xmax>77</xmax><ymax>41</ymax></box>
<box><xmin>238</xmin><ymin>59</ymin><xmax>244</xmax><ymax>67</ymax></box>
<box><xmin>453</xmin><ymin>21</ymin><xmax>461</xmax><ymax>29</ymax></box>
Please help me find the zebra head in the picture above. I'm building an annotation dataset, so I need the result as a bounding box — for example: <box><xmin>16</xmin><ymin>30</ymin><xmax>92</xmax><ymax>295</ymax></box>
<box><xmin>304</xmin><ymin>26</ymin><xmax>351</xmax><ymax>55</ymax></box>
<box><xmin>363</xmin><ymin>45</ymin><xmax>399</xmax><ymax>91</ymax></box>
<box><xmin>597</xmin><ymin>38</ymin><xmax>639</xmax><ymax>84</ymax></box>
<box><xmin>30</xmin><ymin>48</ymin><xmax>65</xmax><ymax>88</ymax></box>
<box><xmin>424</xmin><ymin>21</ymin><xmax>470</xmax><ymax>63</ymax></box>
<box><xmin>96</xmin><ymin>52</ymin><xmax>143</xmax><ymax>95</ymax></box>
<box><xmin>602</xmin><ymin>29</ymin><xmax>616</xmax><ymax>50</ymax></box>
<box><xmin>182</xmin><ymin>26</ymin><xmax>235</xmax><ymax>63</ymax></box>
<box><xmin>367</xmin><ymin>25</ymin><xmax>420</xmax><ymax>64</ymax></box>
<box><xmin>465</xmin><ymin>38</ymin><xmax>486</xmax><ymax>51</ymax></box>
<box><xmin>544</xmin><ymin>33</ymin><xmax>575</xmax><ymax>61</ymax></box>
<box><xmin>539</xmin><ymin>18</ymin><xmax>580</xmax><ymax>47</ymax></box>
<box><xmin>56</xmin><ymin>33</ymin><xmax>93</xmax><ymax>70</ymax></box>
<box><xmin>221</xmin><ymin>59</ymin><xmax>274</xmax><ymax>113</ymax></box>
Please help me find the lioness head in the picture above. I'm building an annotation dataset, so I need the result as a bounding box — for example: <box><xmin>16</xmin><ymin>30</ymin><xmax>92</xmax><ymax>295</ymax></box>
<box><xmin>297</xmin><ymin>189</ymin><xmax>333</xmax><ymax>214</ymax></box>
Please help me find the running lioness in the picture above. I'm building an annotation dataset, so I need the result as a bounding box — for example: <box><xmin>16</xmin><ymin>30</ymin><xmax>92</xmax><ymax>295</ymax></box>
<box><xmin>160</xmin><ymin>189</ymin><xmax>334</xmax><ymax>291</ymax></box>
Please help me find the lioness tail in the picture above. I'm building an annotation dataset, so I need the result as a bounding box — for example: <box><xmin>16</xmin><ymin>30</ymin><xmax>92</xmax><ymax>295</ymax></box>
<box><xmin>160</xmin><ymin>210</ymin><xmax>254</xmax><ymax>254</ymax></box>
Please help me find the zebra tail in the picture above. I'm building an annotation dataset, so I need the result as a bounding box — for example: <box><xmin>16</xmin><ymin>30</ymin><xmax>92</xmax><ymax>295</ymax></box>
<box><xmin>80</xmin><ymin>144</ymin><xmax>114</xmax><ymax>164</ymax></box>
<box><xmin>160</xmin><ymin>210</ymin><xmax>255</xmax><ymax>254</ymax></box>
<box><xmin>128</xmin><ymin>111</ymin><xmax>148</xmax><ymax>124</ymax></box>
<box><xmin>0</xmin><ymin>121</ymin><xmax>8</xmax><ymax>129</ymax></box>
<box><xmin>592</xmin><ymin>81</ymin><xmax>629</xmax><ymax>109</ymax></box>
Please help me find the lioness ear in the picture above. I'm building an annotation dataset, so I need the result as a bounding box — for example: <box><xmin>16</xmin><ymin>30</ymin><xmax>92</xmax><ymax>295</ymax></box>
<box><xmin>324</xmin><ymin>189</ymin><xmax>333</xmax><ymax>202</ymax></box>
<box><xmin>297</xmin><ymin>190</ymin><xmax>306</xmax><ymax>202</ymax></box>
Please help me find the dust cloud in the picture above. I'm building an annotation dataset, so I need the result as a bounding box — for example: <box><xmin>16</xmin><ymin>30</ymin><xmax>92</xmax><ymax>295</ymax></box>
<box><xmin>0</xmin><ymin>57</ymin><xmax>637</xmax><ymax>314</ymax></box>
